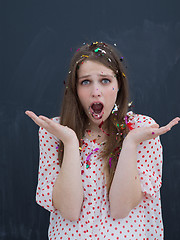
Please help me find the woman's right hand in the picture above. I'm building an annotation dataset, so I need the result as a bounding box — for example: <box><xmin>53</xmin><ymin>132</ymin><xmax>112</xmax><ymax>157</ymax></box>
<box><xmin>25</xmin><ymin>110</ymin><xmax>78</xmax><ymax>145</ymax></box>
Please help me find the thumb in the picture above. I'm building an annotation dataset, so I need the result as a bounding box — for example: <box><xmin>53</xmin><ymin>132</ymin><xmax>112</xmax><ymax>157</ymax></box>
<box><xmin>151</xmin><ymin>123</ymin><xmax>159</xmax><ymax>128</ymax></box>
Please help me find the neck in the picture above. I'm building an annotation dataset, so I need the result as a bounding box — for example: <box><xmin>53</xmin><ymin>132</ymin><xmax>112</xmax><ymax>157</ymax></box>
<box><xmin>84</xmin><ymin>121</ymin><xmax>108</xmax><ymax>143</ymax></box>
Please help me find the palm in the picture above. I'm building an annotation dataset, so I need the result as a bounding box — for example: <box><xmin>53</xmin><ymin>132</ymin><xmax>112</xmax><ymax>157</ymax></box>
<box><xmin>127</xmin><ymin>117</ymin><xmax>180</xmax><ymax>145</ymax></box>
<box><xmin>25</xmin><ymin>111</ymin><xmax>77</xmax><ymax>144</ymax></box>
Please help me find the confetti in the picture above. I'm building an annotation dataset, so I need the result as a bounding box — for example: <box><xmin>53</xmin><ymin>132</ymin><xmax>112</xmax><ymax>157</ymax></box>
<box><xmin>99</xmin><ymin>127</ymin><xmax>110</xmax><ymax>136</ymax></box>
<box><xmin>128</xmin><ymin>101</ymin><xmax>133</xmax><ymax>107</ymax></box>
<box><xmin>82</xmin><ymin>55</ymin><xmax>89</xmax><ymax>58</ymax></box>
<box><xmin>86</xmin><ymin>148</ymin><xmax>100</xmax><ymax>168</ymax></box>
<box><xmin>112</xmin><ymin>104</ymin><xmax>118</xmax><ymax>114</ymax></box>
<box><xmin>94</xmin><ymin>48</ymin><xmax>100</xmax><ymax>52</ymax></box>
<box><xmin>120</xmin><ymin>123</ymin><xmax>126</xmax><ymax>130</ymax></box>
<box><xmin>94</xmin><ymin>48</ymin><xmax>106</xmax><ymax>54</ymax></box>
<box><xmin>109</xmin><ymin>158</ymin><xmax>112</xmax><ymax>168</ymax></box>
<box><xmin>122</xmin><ymin>72</ymin><xmax>126</xmax><ymax>77</ymax></box>
<box><xmin>98</xmin><ymin>121</ymin><xmax>104</xmax><ymax>128</ymax></box>
<box><xmin>79</xmin><ymin>146</ymin><xmax>86</xmax><ymax>151</ymax></box>
<box><xmin>152</xmin><ymin>132</ymin><xmax>155</xmax><ymax>134</ymax></box>
<box><xmin>86</xmin><ymin>130</ymin><xmax>91</xmax><ymax>136</ymax></box>
<box><xmin>98</xmin><ymin>121</ymin><xmax>110</xmax><ymax>136</ymax></box>
<box><xmin>125</xmin><ymin>115</ymin><xmax>135</xmax><ymax>130</ymax></box>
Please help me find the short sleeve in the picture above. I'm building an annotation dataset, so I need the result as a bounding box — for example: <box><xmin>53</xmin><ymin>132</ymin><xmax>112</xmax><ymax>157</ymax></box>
<box><xmin>36</xmin><ymin>117</ymin><xmax>60</xmax><ymax>212</ymax></box>
<box><xmin>128</xmin><ymin>113</ymin><xmax>163</xmax><ymax>199</ymax></box>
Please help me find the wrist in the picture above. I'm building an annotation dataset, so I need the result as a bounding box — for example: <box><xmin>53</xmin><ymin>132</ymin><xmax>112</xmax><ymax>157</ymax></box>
<box><xmin>123</xmin><ymin>134</ymin><xmax>138</xmax><ymax>148</ymax></box>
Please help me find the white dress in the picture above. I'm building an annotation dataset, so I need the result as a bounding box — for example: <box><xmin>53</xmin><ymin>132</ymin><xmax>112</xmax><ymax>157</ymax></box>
<box><xmin>36</xmin><ymin>112</ymin><xmax>164</xmax><ymax>240</ymax></box>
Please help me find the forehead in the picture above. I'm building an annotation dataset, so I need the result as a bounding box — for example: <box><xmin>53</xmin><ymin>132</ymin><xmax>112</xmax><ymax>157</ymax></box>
<box><xmin>77</xmin><ymin>60</ymin><xmax>114</xmax><ymax>77</ymax></box>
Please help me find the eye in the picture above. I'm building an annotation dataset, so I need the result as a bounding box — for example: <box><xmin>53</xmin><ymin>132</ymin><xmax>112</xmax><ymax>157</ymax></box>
<box><xmin>102</xmin><ymin>79</ymin><xmax>110</xmax><ymax>84</ymax></box>
<box><xmin>81</xmin><ymin>80</ymin><xmax>90</xmax><ymax>85</ymax></box>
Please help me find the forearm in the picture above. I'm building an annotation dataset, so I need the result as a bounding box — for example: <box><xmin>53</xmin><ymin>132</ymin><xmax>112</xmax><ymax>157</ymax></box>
<box><xmin>52</xmin><ymin>139</ymin><xmax>83</xmax><ymax>221</ymax></box>
<box><xmin>109</xmin><ymin>137</ymin><xmax>143</xmax><ymax>219</ymax></box>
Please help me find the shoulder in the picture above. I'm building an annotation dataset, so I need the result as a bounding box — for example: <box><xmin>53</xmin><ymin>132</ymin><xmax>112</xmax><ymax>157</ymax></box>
<box><xmin>127</xmin><ymin>111</ymin><xmax>157</xmax><ymax>129</ymax></box>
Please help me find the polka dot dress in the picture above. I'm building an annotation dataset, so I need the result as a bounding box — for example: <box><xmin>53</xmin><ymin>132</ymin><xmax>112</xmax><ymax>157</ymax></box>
<box><xmin>36</xmin><ymin>112</ymin><xmax>164</xmax><ymax>240</ymax></box>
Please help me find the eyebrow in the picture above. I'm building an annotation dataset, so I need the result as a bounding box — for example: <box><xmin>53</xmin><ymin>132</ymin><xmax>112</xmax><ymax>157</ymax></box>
<box><xmin>78</xmin><ymin>74</ymin><xmax>114</xmax><ymax>79</ymax></box>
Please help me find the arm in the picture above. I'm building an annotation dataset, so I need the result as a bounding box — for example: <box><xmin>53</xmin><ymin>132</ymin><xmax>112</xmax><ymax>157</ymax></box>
<box><xmin>109</xmin><ymin>136</ymin><xmax>143</xmax><ymax>219</ymax></box>
<box><xmin>109</xmin><ymin>115</ymin><xmax>180</xmax><ymax>219</ymax></box>
<box><xmin>25</xmin><ymin>111</ymin><xmax>84</xmax><ymax>221</ymax></box>
<box><xmin>52</xmin><ymin>136</ymin><xmax>84</xmax><ymax>221</ymax></box>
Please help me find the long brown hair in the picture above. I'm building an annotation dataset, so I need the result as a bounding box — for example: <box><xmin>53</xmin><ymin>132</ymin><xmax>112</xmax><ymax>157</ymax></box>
<box><xmin>58</xmin><ymin>42</ymin><xmax>130</xmax><ymax>195</ymax></box>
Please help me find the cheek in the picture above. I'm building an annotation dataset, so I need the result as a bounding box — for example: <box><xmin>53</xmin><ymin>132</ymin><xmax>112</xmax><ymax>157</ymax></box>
<box><xmin>77</xmin><ymin>88</ymin><xmax>88</xmax><ymax>108</ymax></box>
<box><xmin>105</xmin><ymin>87</ymin><xmax>118</xmax><ymax>108</ymax></box>
<box><xmin>109</xmin><ymin>86</ymin><xmax>118</xmax><ymax>99</ymax></box>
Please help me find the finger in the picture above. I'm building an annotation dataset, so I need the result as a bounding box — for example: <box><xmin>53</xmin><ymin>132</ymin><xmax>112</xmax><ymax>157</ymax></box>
<box><xmin>25</xmin><ymin>111</ymin><xmax>38</xmax><ymax>121</ymax></box>
<box><xmin>151</xmin><ymin>118</ymin><xmax>180</xmax><ymax>136</ymax></box>
<box><xmin>151</xmin><ymin>123</ymin><xmax>159</xmax><ymax>128</ymax></box>
<box><xmin>39</xmin><ymin>115</ymin><xmax>51</xmax><ymax>122</ymax></box>
<box><xmin>39</xmin><ymin>115</ymin><xmax>57</xmax><ymax>129</ymax></box>
<box><xmin>25</xmin><ymin>111</ymin><xmax>47</xmax><ymax>128</ymax></box>
<box><xmin>166</xmin><ymin>118</ymin><xmax>180</xmax><ymax>130</ymax></box>
<box><xmin>172</xmin><ymin>117</ymin><xmax>180</xmax><ymax>122</ymax></box>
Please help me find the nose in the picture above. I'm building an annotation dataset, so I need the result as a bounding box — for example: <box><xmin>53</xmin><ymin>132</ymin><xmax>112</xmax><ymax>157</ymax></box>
<box><xmin>91</xmin><ymin>85</ymin><xmax>102</xmax><ymax>97</ymax></box>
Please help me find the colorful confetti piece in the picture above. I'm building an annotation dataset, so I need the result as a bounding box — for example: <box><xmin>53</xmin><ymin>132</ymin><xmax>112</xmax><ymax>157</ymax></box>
<box><xmin>86</xmin><ymin>148</ymin><xmax>100</xmax><ymax>168</ymax></box>
<box><xmin>109</xmin><ymin>157</ymin><xmax>112</xmax><ymax>168</ymax></box>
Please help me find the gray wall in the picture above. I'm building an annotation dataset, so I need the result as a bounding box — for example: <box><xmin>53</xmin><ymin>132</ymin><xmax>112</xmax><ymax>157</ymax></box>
<box><xmin>1</xmin><ymin>0</ymin><xmax>180</xmax><ymax>239</ymax></box>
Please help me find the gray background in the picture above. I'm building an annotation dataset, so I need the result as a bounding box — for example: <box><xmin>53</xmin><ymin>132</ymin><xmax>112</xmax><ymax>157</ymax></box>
<box><xmin>1</xmin><ymin>0</ymin><xmax>180</xmax><ymax>239</ymax></box>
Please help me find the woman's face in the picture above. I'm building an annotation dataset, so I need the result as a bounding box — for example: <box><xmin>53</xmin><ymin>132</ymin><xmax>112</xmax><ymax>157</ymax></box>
<box><xmin>77</xmin><ymin>60</ymin><xmax>119</xmax><ymax>129</ymax></box>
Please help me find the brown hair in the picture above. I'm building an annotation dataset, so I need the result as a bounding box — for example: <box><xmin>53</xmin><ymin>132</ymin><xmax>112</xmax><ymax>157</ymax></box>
<box><xmin>58</xmin><ymin>42</ymin><xmax>130</xmax><ymax>195</ymax></box>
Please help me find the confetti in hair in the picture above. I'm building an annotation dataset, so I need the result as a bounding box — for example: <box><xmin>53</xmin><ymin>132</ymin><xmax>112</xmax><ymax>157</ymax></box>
<box><xmin>98</xmin><ymin>121</ymin><xmax>110</xmax><ymax>136</ymax></box>
<box><xmin>98</xmin><ymin>121</ymin><xmax>104</xmax><ymax>128</ymax></box>
<box><xmin>109</xmin><ymin>157</ymin><xmax>112</xmax><ymax>168</ymax></box>
<box><xmin>81</xmin><ymin>55</ymin><xmax>89</xmax><ymax>58</ymax></box>
<box><xmin>94</xmin><ymin>48</ymin><xmax>106</xmax><ymax>54</ymax></box>
<box><xmin>125</xmin><ymin>115</ymin><xmax>135</xmax><ymax>130</ymax></box>
<box><xmin>128</xmin><ymin>101</ymin><xmax>133</xmax><ymax>107</ymax></box>
<box><xmin>112</xmin><ymin>103</ymin><xmax>119</xmax><ymax>114</ymax></box>
<box><xmin>122</xmin><ymin>72</ymin><xmax>126</xmax><ymax>77</ymax></box>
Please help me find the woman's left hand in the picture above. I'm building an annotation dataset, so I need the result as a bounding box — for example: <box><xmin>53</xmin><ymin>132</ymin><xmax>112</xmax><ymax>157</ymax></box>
<box><xmin>125</xmin><ymin>117</ymin><xmax>180</xmax><ymax>146</ymax></box>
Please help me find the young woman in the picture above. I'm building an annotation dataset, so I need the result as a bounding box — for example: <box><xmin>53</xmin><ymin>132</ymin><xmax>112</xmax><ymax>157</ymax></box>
<box><xmin>25</xmin><ymin>42</ymin><xmax>180</xmax><ymax>240</ymax></box>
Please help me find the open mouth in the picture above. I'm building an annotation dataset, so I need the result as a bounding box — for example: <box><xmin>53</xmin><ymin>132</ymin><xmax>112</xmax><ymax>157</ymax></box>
<box><xmin>88</xmin><ymin>102</ymin><xmax>104</xmax><ymax>120</ymax></box>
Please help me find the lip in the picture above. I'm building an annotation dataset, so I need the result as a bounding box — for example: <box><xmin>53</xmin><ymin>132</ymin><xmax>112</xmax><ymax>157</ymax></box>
<box><xmin>89</xmin><ymin>101</ymin><xmax>104</xmax><ymax>120</ymax></box>
<box><xmin>90</xmin><ymin>101</ymin><xmax>104</xmax><ymax>108</ymax></box>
